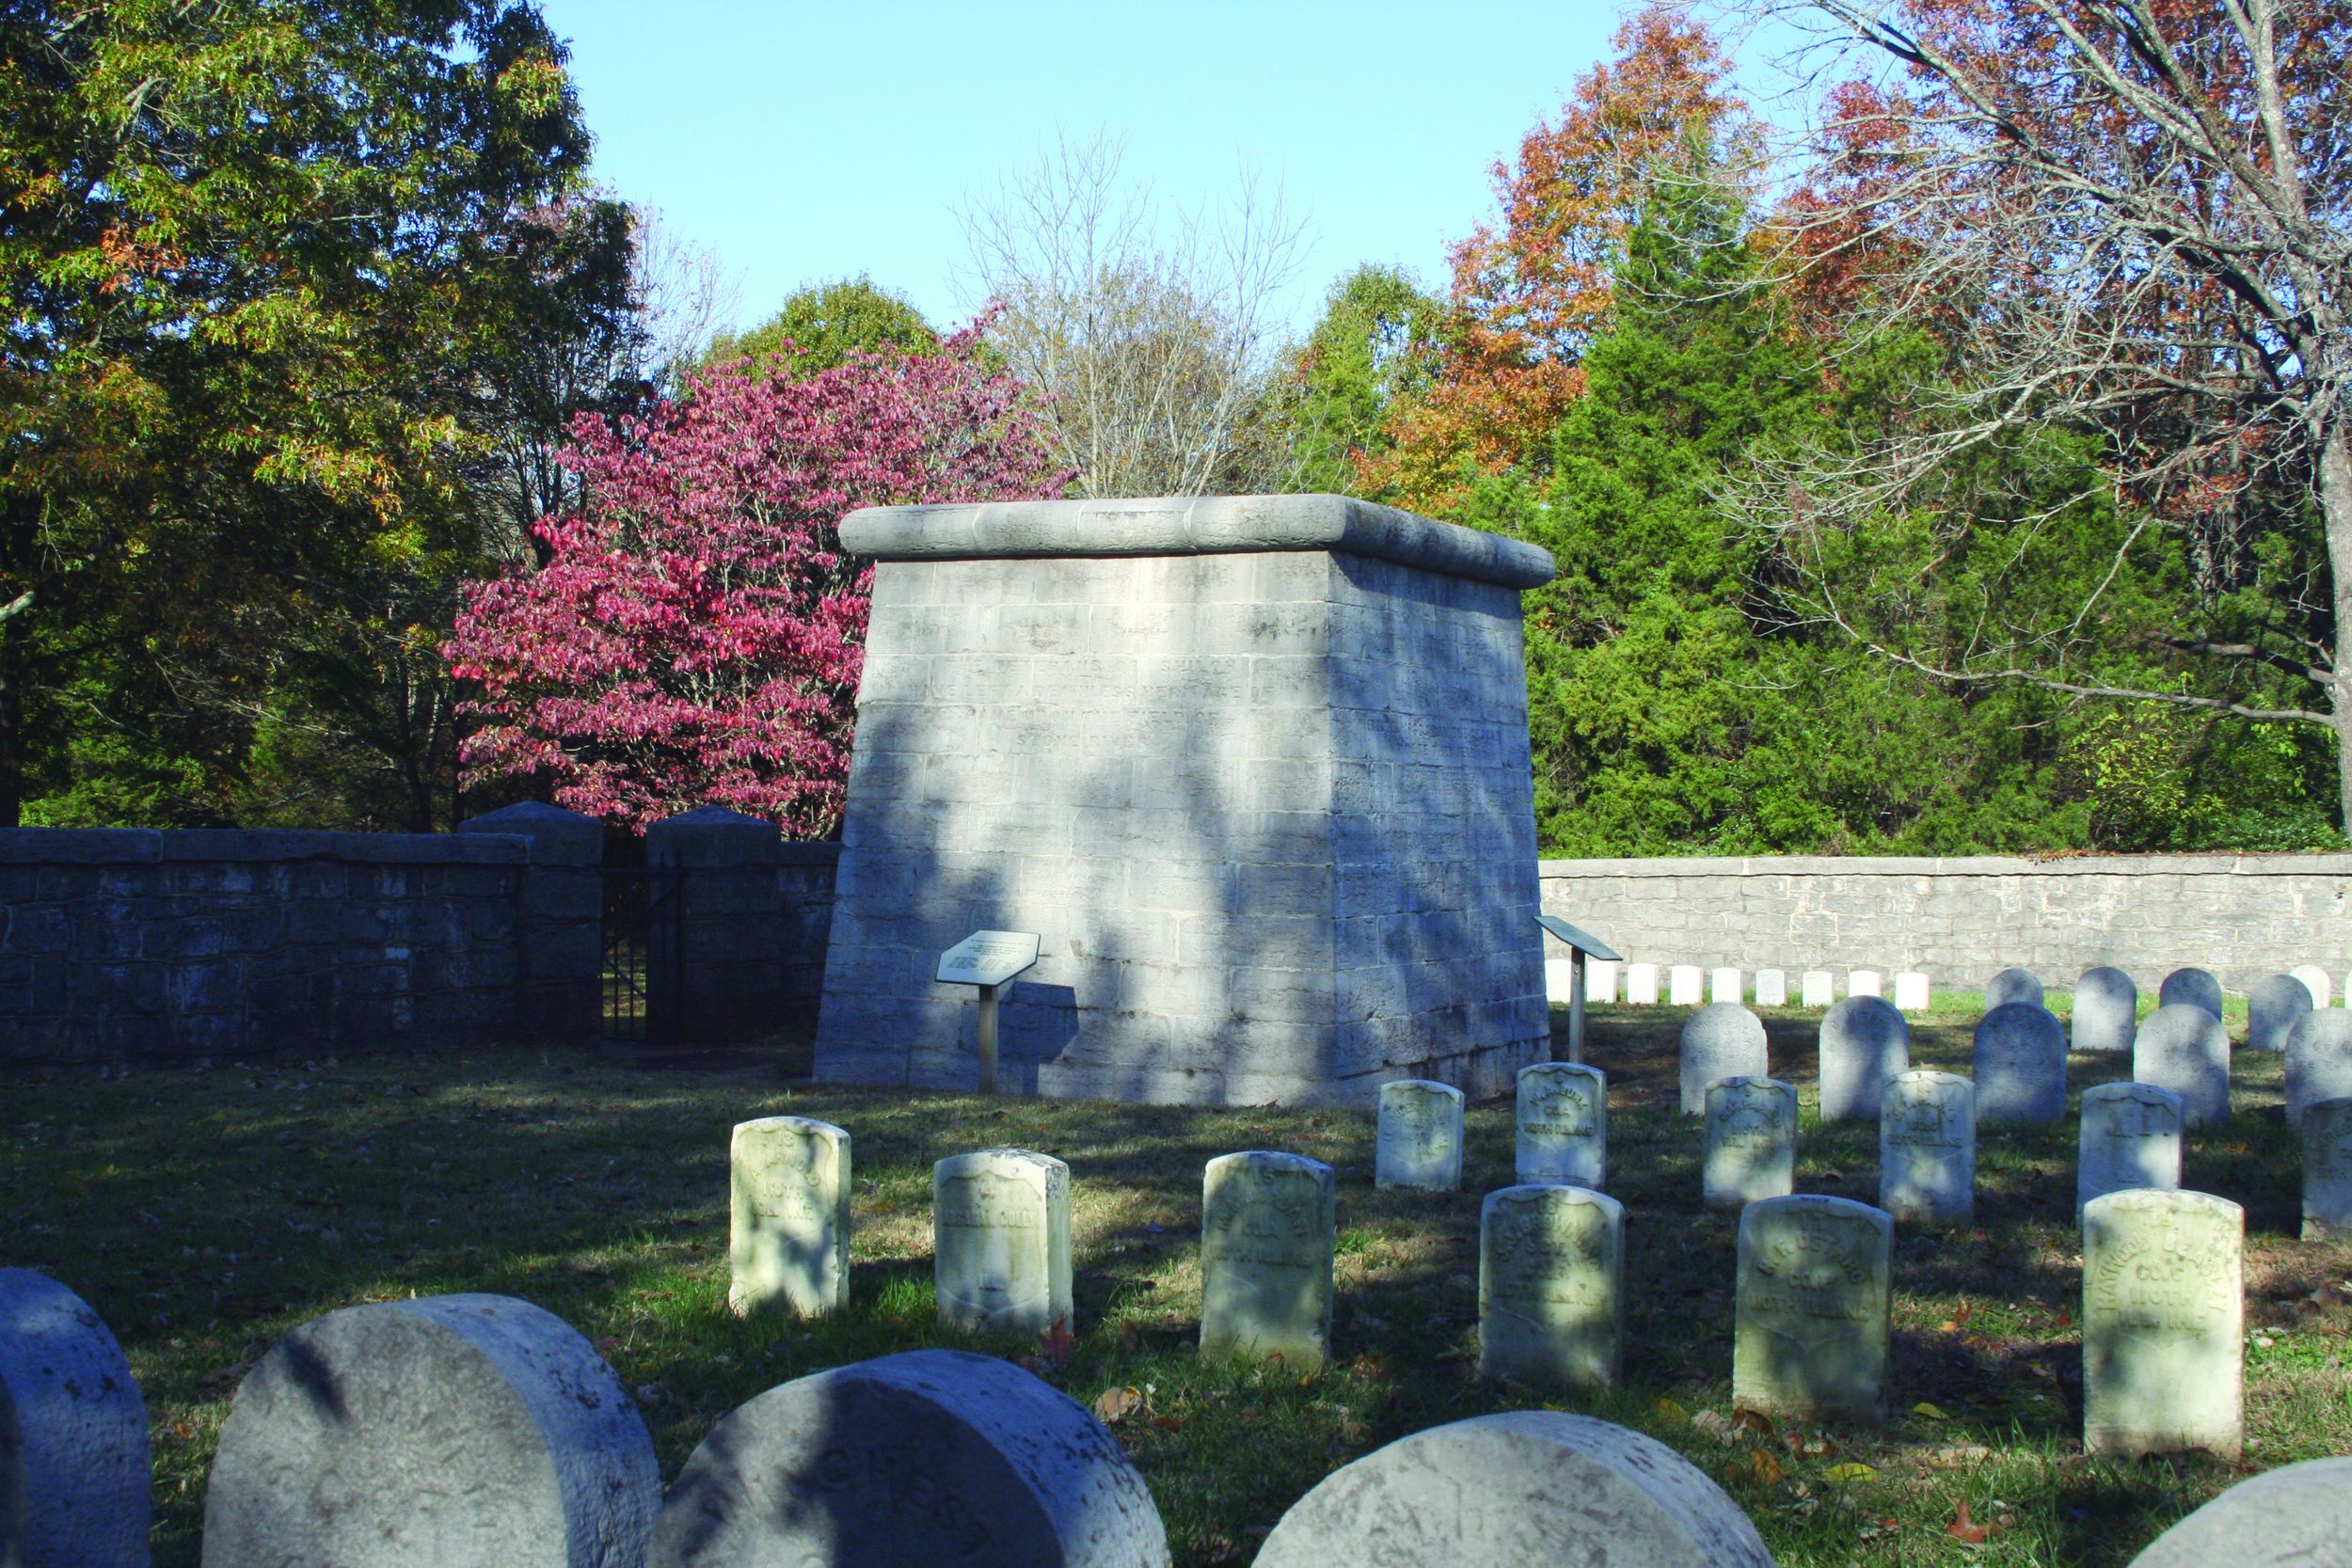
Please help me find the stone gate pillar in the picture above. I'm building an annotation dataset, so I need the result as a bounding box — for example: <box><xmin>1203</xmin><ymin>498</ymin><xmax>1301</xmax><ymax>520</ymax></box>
<box><xmin>811</xmin><ymin>494</ymin><xmax>1556</xmax><ymax>1106</ymax></box>
<box><xmin>646</xmin><ymin>806</ymin><xmax>785</xmax><ymax>1043</ymax></box>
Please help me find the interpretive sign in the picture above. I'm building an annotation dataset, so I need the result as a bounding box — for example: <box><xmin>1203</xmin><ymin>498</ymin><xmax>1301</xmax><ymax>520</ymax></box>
<box><xmin>936</xmin><ymin>930</ymin><xmax>1041</xmax><ymax>1095</ymax></box>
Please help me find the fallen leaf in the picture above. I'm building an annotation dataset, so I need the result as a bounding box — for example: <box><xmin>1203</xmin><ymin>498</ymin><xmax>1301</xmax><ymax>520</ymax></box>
<box><xmin>1092</xmin><ymin>1386</ymin><xmax>1143</xmax><ymax>1425</ymax></box>
<box><xmin>1821</xmin><ymin>1462</ymin><xmax>1877</xmax><ymax>1482</ymax></box>
<box><xmin>1947</xmin><ymin>1497</ymin><xmax>1997</xmax><ymax>1544</ymax></box>
<box><xmin>1737</xmin><ymin>1449</ymin><xmax>1784</xmax><ymax>1486</ymax></box>
<box><xmin>1653</xmin><ymin>1397</ymin><xmax>1690</xmax><ymax>1426</ymax></box>
<box><xmin>1733</xmin><ymin>1407</ymin><xmax>1776</xmax><ymax>1436</ymax></box>
<box><xmin>1038</xmin><ymin>1315</ymin><xmax>1075</xmax><ymax>1367</ymax></box>
<box><xmin>1692</xmin><ymin>1409</ymin><xmax>1737</xmax><ymax>1441</ymax></box>
<box><xmin>1922</xmin><ymin>1445</ymin><xmax>1994</xmax><ymax>1469</ymax></box>
<box><xmin>1913</xmin><ymin>1402</ymin><xmax>1952</xmax><ymax>1422</ymax></box>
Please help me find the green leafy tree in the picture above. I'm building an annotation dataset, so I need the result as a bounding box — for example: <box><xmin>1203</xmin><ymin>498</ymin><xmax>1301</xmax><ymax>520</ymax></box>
<box><xmin>1279</xmin><ymin>264</ymin><xmax>1445</xmax><ymax>495</ymax></box>
<box><xmin>704</xmin><ymin>276</ymin><xmax>939</xmax><ymax>383</ymax></box>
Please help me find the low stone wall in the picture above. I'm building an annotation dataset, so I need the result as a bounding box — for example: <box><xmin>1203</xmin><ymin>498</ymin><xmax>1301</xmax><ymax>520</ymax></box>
<box><xmin>1538</xmin><ymin>853</ymin><xmax>2352</xmax><ymax>995</ymax></box>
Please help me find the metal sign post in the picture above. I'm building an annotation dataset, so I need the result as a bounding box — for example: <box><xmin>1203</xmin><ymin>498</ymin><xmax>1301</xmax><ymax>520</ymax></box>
<box><xmin>936</xmin><ymin>929</ymin><xmax>1041</xmax><ymax>1094</ymax></box>
<box><xmin>1535</xmin><ymin>914</ymin><xmax>1621</xmax><ymax>1065</ymax></box>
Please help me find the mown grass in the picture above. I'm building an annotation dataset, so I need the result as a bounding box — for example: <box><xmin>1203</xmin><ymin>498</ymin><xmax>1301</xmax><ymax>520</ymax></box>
<box><xmin>2</xmin><ymin>999</ymin><xmax>2345</xmax><ymax>1567</ymax></box>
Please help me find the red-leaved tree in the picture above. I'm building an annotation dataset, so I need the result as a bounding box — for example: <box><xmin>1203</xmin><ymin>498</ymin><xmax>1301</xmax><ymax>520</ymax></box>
<box><xmin>445</xmin><ymin>323</ymin><xmax>1067</xmax><ymax>834</ymax></box>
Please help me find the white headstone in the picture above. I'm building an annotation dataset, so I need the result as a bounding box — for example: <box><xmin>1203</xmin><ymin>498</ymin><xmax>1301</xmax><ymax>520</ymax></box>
<box><xmin>1200</xmin><ymin>1151</ymin><xmax>1336</xmax><ymax>1370</ymax></box>
<box><xmin>2073</xmin><ymin>966</ymin><xmax>2138</xmax><ymax>1053</ymax></box>
<box><xmin>934</xmin><ymin>1148</ymin><xmax>1073</xmax><ymax>1336</ymax></box>
<box><xmin>1848</xmin><ymin>969</ymin><xmax>1883</xmax><ymax>998</ymax></box>
<box><xmin>1669</xmin><ymin>964</ymin><xmax>1705</xmax><ymax>1006</ymax></box>
<box><xmin>1732</xmin><ymin>1195</ymin><xmax>1893</xmax><ymax>1425</ymax></box>
<box><xmin>2300</xmin><ymin>1096</ymin><xmax>2352</xmax><ymax>1240</ymax></box>
<box><xmin>1544</xmin><ymin>958</ymin><xmax>1576</xmax><ymax>1005</ymax></box>
<box><xmin>646</xmin><ymin>1349</ymin><xmax>1170</xmax><ymax>1568</ymax></box>
<box><xmin>1817</xmin><ymin>994</ymin><xmax>1909</xmax><ymax>1122</ymax></box>
<box><xmin>1376</xmin><ymin>1079</ymin><xmax>1465</xmax><ymax>1192</ymax></box>
<box><xmin>1677</xmin><ymin>1004</ymin><xmax>1767</xmax><ymax>1116</ymax></box>
<box><xmin>1984</xmin><ymin>967</ymin><xmax>2044</xmax><ymax>1011</ymax></box>
<box><xmin>1801</xmin><ymin>970</ymin><xmax>1835</xmax><ymax>1007</ymax></box>
<box><xmin>2248</xmin><ymin>972</ymin><xmax>2313</xmax><ymax>1053</ymax></box>
<box><xmin>1626</xmin><ymin>962</ymin><xmax>1660</xmax><ymax>1006</ymax></box>
<box><xmin>1253</xmin><ymin>1412</ymin><xmax>1774</xmax><ymax>1568</ymax></box>
<box><xmin>1476</xmin><ymin>1185</ymin><xmax>1624</xmax><ymax>1389</ymax></box>
<box><xmin>1515</xmin><ymin>1062</ymin><xmax>1607</xmax><ymax>1188</ymax></box>
<box><xmin>2082</xmin><ymin>1189</ymin><xmax>2243</xmax><ymax>1460</ymax></box>
<box><xmin>1709</xmin><ymin>967</ymin><xmax>1741</xmax><ymax>1004</ymax></box>
<box><xmin>2076</xmin><ymin>1083</ymin><xmax>2184</xmax><ymax>1219</ymax></box>
<box><xmin>2157</xmin><ymin>966</ymin><xmax>2223</xmax><ymax>1020</ymax></box>
<box><xmin>2127</xmin><ymin>1456</ymin><xmax>2352</xmax><ymax>1568</ymax></box>
<box><xmin>1892</xmin><ymin>971</ymin><xmax>1930</xmax><ymax>1012</ymax></box>
<box><xmin>729</xmin><ymin>1116</ymin><xmax>850</xmax><ymax>1317</ymax></box>
<box><xmin>1588</xmin><ymin>958</ymin><xmax>1619</xmax><ymax>1004</ymax></box>
<box><xmin>2290</xmin><ymin>963</ymin><xmax>2333</xmax><ymax>1009</ymax></box>
<box><xmin>1972</xmin><ymin>1003</ymin><xmax>2066</xmax><ymax>1123</ymax></box>
<box><xmin>2285</xmin><ymin>1010</ymin><xmax>2352</xmax><ymax>1122</ymax></box>
<box><xmin>201</xmin><ymin>1294</ymin><xmax>660</xmax><ymax>1568</ymax></box>
<box><xmin>1879</xmin><ymin>1069</ymin><xmax>1975</xmax><ymax>1227</ymax></box>
<box><xmin>0</xmin><ymin>1270</ymin><xmax>149</xmax><ymax>1568</ymax></box>
<box><xmin>1754</xmin><ymin>968</ymin><xmax>1788</xmax><ymax>1006</ymax></box>
<box><xmin>1702</xmin><ymin>1076</ymin><xmax>1796</xmax><ymax>1210</ymax></box>
<box><xmin>2134</xmin><ymin>1004</ymin><xmax>2231</xmax><ymax>1127</ymax></box>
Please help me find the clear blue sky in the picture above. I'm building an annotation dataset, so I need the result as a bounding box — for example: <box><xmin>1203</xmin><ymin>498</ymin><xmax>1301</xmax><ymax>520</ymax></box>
<box><xmin>540</xmin><ymin>1</ymin><xmax>1639</xmax><ymax>339</ymax></box>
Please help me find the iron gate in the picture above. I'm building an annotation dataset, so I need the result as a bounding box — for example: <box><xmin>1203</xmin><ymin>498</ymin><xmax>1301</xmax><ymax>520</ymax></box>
<box><xmin>599</xmin><ymin>844</ymin><xmax>679</xmax><ymax>1041</ymax></box>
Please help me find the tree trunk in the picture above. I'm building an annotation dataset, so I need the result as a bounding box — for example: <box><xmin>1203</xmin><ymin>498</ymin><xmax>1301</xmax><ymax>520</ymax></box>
<box><xmin>2322</xmin><ymin>420</ymin><xmax>2352</xmax><ymax>835</ymax></box>
<box><xmin>0</xmin><ymin>609</ymin><xmax>24</xmax><ymax>829</ymax></box>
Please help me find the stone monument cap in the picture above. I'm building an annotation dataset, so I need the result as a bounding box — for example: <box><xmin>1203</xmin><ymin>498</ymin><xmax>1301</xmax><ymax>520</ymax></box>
<box><xmin>840</xmin><ymin>493</ymin><xmax>1557</xmax><ymax>589</ymax></box>
<box><xmin>937</xmin><ymin>930</ymin><xmax>1041</xmax><ymax>988</ymax></box>
<box><xmin>1535</xmin><ymin>914</ymin><xmax>1621</xmax><ymax>962</ymax></box>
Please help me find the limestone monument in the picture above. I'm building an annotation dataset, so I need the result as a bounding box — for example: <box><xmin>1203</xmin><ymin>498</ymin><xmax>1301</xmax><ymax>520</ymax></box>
<box><xmin>1848</xmin><ymin>970</ymin><xmax>1883</xmax><ymax>998</ymax></box>
<box><xmin>1669</xmin><ymin>964</ymin><xmax>1704</xmax><ymax>1006</ymax></box>
<box><xmin>934</xmin><ymin>1148</ymin><xmax>1073</xmax><ymax>1336</ymax></box>
<box><xmin>2158</xmin><ymin>966</ymin><xmax>2223</xmax><ymax>1019</ymax></box>
<box><xmin>646</xmin><ymin>1350</ymin><xmax>1169</xmax><ymax>1568</ymax></box>
<box><xmin>1755</xmin><ymin>968</ymin><xmax>1788</xmax><ymax>1006</ymax></box>
<box><xmin>1818</xmin><ymin>994</ymin><xmax>1909</xmax><ymax>1121</ymax></box>
<box><xmin>1984</xmin><ymin>966</ymin><xmax>2044</xmax><ymax>1011</ymax></box>
<box><xmin>1200</xmin><ymin>1151</ymin><xmax>1336</xmax><ymax>1370</ymax></box>
<box><xmin>1892</xmin><ymin>971</ymin><xmax>1930</xmax><ymax>1012</ymax></box>
<box><xmin>1375</xmin><ymin>1078</ymin><xmax>1465</xmax><ymax>1191</ymax></box>
<box><xmin>1972</xmin><ymin>1003</ymin><xmax>2066</xmax><ymax>1123</ymax></box>
<box><xmin>2076</xmin><ymin>1083</ymin><xmax>2184</xmax><ymax>1219</ymax></box>
<box><xmin>1477</xmin><ymin>1184</ymin><xmax>1624</xmax><ymax>1388</ymax></box>
<box><xmin>1879</xmin><ymin>1070</ymin><xmax>1976</xmax><ymax>1227</ymax></box>
<box><xmin>2127</xmin><ymin>1455</ymin><xmax>2352</xmax><ymax>1568</ymax></box>
<box><xmin>0</xmin><ymin>1270</ymin><xmax>148</xmax><ymax>1568</ymax></box>
<box><xmin>1801</xmin><ymin>970</ymin><xmax>1834</xmax><ymax>1007</ymax></box>
<box><xmin>1703</xmin><ymin>1076</ymin><xmax>1796</xmax><ymax>1210</ymax></box>
<box><xmin>2082</xmin><ymin>1189</ymin><xmax>2243</xmax><ymax>1459</ymax></box>
<box><xmin>810</xmin><ymin>494</ymin><xmax>1554</xmax><ymax>1107</ymax></box>
<box><xmin>2285</xmin><ymin>1009</ymin><xmax>2352</xmax><ymax>1120</ymax></box>
<box><xmin>2291</xmin><ymin>962</ymin><xmax>2333</xmax><ymax>1009</ymax></box>
<box><xmin>729</xmin><ymin>1115</ymin><xmax>850</xmax><ymax>1317</ymax></box>
<box><xmin>1252</xmin><ymin>1412</ymin><xmax>1774</xmax><ymax>1568</ymax></box>
<box><xmin>2248</xmin><ymin>972</ymin><xmax>2313</xmax><ymax>1052</ymax></box>
<box><xmin>1515</xmin><ymin>1061</ymin><xmax>1607</xmax><ymax>1187</ymax></box>
<box><xmin>1733</xmin><ymin>1195</ymin><xmax>1893</xmax><ymax>1424</ymax></box>
<box><xmin>1710</xmin><ymin>966</ymin><xmax>1741</xmax><ymax>1004</ymax></box>
<box><xmin>201</xmin><ymin>1294</ymin><xmax>660</xmax><ymax>1568</ymax></box>
<box><xmin>2074</xmin><ymin>965</ymin><xmax>2138</xmax><ymax>1053</ymax></box>
<box><xmin>2300</xmin><ymin>1096</ymin><xmax>2352</xmax><ymax>1239</ymax></box>
<box><xmin>1627</xmin><ymin>962</ymin><xmax>1660</xmax><ymax>1005</ymax></box>
<box><xmin>2134</xmin><ymin>1004</ymin><xmax>2231</xmax><ymax>1126</ymax></box>
<box><xmin>1678</xmin><ymin>1003</ymin><xmax>1766</xmax><ymax>1115</ymax></box>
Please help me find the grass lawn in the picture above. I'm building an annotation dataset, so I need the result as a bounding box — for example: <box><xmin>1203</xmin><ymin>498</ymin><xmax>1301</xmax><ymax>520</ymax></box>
<box><xmin>4</xmin><ymin>998</ymin><xmax>2347</xmax><ymax>1567</ymax></box>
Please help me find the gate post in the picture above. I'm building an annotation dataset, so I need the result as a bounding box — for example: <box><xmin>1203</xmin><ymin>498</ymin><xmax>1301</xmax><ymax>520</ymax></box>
<box><xmin>645</xmin><ymin>807</ymin><xmax>785</xmax><ymax>1043</ymax></box>
<box><xmin>457</xmin><ymin>801</ymin><xmax>602</xmax><ymax>1039</ymax></box>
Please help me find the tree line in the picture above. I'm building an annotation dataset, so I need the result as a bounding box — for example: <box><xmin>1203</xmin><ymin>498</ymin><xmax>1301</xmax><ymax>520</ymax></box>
<box><xmin>7</xmin><ymin>1</ymin><xmax>2344</xmax><ymax>855</ymax></box>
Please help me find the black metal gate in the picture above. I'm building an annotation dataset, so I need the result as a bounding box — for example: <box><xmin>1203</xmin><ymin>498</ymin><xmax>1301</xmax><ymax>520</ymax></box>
<box><xmin>599</xmin><ymin>839</ymin><xmax>678</xmax><ymax>1041</ymax></box>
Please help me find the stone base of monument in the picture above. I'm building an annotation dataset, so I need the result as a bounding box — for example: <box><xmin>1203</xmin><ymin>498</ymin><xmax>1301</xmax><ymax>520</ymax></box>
<box><xmin>201</xmin><ymin>1293</ymin><xmax>660</xmax><ymax>1568</ymax></box>
<box><xmin>647</xmin><ymin>1350</ymin><xmax>1168</xmax><ymax>1568</ymax></box>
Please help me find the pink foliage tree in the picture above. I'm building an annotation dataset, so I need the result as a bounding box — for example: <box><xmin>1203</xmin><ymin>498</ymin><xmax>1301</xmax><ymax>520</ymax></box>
<box><xmin>446</xmin><ymin>323</ymin><xmax>1067</xmax><ymax>834</ymax></box>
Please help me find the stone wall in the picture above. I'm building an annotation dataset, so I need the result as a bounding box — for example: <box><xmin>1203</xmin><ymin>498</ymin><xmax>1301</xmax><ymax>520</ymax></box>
<box><xmin>1538</xmin><ymin>853</ymin><xmax>2352</xmax><ymax>994</ymax></box>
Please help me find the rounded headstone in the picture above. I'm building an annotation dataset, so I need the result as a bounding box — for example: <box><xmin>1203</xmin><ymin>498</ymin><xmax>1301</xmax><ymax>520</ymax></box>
<box><xmin>2289</xmin><ymin>963</ymin><xmax>2333</xmax><ymax>1009</ymax></box>
<box><xmin>2073</xmin><ymin>966</ymin><xmax>2138</xmax><ymax>1054</ymax></box>
<box><xmin>0</xmin><ymin>1270</ymin><xmax>149</xmax><ymax>1568</ymax></box>
<box><xmin>1200</xmin><ymin>1151</ymin><xmax>1335</xmax><ymax>1370</ymax></box>
<box><xmin>2285</xmin><ymin>1009</ymin><xmax>2352</xmax><ymax>1121</ymax></box>
<box><xmin>1983</xmin><ymin>967</ymin><xmax>2043</xmax><ymax>1011</ymax></box>
<box><xmin>1477</xmin><ymin>1185</ymin><xmax>1623</xmax><ymax>1389</ymax></box>
<box><xmin>1677</xmin><ymin>1004</ymin><xmax>1766</xmax><ymax>1116</ymax></box>
<box><xmin>2133</xmin><ymin>1004</ymin><xmax>2231</xmax><ymax>1127</ymax></box>
<box><xmin>2076</xmin><ymin>1083</ymin><xmax>2184</xmax><ymax>1220</ymax></box>
<box><xmin>2301</xmin><ymin>1097</ymin><xmax>2352</xmax><ymax>1239</ymax></box>
<box><xmin>2157</xmin><ymin>966</ymin><xmax>2223</xmax><ymax>1020</ymax></box>
<box><xmin>934</xmin><ymin>1148</ymin><xmax>1073</xmax><ymax>1336</ymax></box>
<box><xmin>202</xmin><ymin>1293</ymin><xmax>660</xmax><ymax>1568</ymax></box>
<box><xmin>1733</xmin><ymin>1195</ymin><xmax>1893</xmax><ymax>1424</ymax></box>
<box><xmin>730</xmin><ymin>1115</ymin><xmax>850</xmax><ymax>1317</ymax></box>
<box><xmin>1253</xmin><ymin>1411</ymin><xmax>1773</xmax><ymax>1568</ymax></box>
<box><xmin>1514</xmin><ymin>1062</ymin><xmax>1606</xmax><ymax>1187</ymax></box>
<box><xmin>1669</xmin><ymin>964</ymin><xmax>1705</xmax><ymax>1006</ymax></box>
<box><xmin>1972</xmin><ymin>1002</ymin><xmax>2066</xmax><ymax>1123</ymax></box>
<box><xmin>1375</xmin><ymin>1079</ymin><xmax>1464</xmax><ymax>1192</ymax></box>
<box><xmin>1879</xmin><ymin>1069</ymin><xmax>1975</xmax><ymax>1227</ymax></box>
<box><xmin>2082</xmin><ymin>1189</ymin><xmax>2242</xmax><ymax>1460</ymax></box>
<box><xmin>647</xmin><ymin>1349</ymin><xmax>1168</xmax><ymax>1568</ymax></box>
<box><xmin>1818</xmin><ymin>994</ymin><xmax>1909</xmax><ymax>1122</ymax></box>
<box><xmin>2128</xmin><ymin>1455</ymin><xmax>2352</xmax><ymax>1568</ymax></box>
<box><xmin>1702</xmin><ymin>1075</ymin><xmax>1796</xmax><ymax>1210</ymax></box>
<box><xmin>2247</xmin><ymin>972</ymin><xmax>2313</xmax><ymax>1053</ymax></box>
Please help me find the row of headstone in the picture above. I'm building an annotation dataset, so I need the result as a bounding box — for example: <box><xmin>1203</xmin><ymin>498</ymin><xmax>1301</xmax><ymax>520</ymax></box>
<box><xmin>1570</xmin><ymin>961</ymin><xmax>1934</xmax><ymax>1011</ymax></box>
